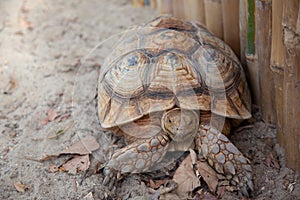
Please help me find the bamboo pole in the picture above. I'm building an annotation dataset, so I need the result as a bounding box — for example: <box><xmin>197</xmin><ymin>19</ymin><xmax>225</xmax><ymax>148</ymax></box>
<box><xmin>270</xmin><ymin>0</ymin><xmax>285</xmax><ymax>147</ymax></box>
<box><xmin>255</xmin><ymin>0</ymin><xmax>275</xmax><ymax>124</ymax></box>
<box><xmin>240</xmin><ymin>0</ymin><xmax>260</xmax><ymax>106</ymax></box>
<box><xmin>222</xmin><ymin>0</ymin><xmax>240</xmax><ymax>57</ymax></box>
<box><xmin>183</xmin><ymin>0</ymin><xmax>206</xmax><ymax>25</ymax></box>
<box><xmin>282</xmin><ymin>0</ymin><xmax>300</xmax><ymax>171</ymax></box>
<box><xmin>172</xmin><ymin>0</ymin><xmax>185</xmax><ymax>19</ymax></box>
<box><xmin>150</xmin><ymin>0</ymin><xmax>157</xmax><ymax>9</ymax></box>
<box><xmin>157</xmin><ymin>0</ymin><xmax>173</xmax><ymax>14</ymax></box>
<box><xmin>131</xmin><ymin>0</ymin><xmax>145</xmax><ymax>7</ymax></box>
<box><xmin>239</xmin><ymin>0</ymin><xmax>247</xmax><ymax>66</ymax></box>
<box><xmin>204</xmin><ymin>0</ymin><xmax>223</xmax><ymax>39</ymax></box>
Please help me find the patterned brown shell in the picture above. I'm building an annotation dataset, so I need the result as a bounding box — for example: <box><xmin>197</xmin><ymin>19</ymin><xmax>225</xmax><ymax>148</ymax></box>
<box><xmin>98</xmin><ymin>16</ymin><xmax>251</xmax><ymax>128</ymax></box>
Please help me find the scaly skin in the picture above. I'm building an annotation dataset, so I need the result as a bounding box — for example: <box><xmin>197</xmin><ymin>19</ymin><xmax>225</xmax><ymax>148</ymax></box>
<box><xmin>103</xmin><ymin>133</ymin><xmax>171</xmax><ymax>189</ymax></box>
<box><xmin>196</xmin><ymin>124</ymin><xmax>253</xmax><ymax>196</ymax></box>
<box><xmin>103</xmin><ymin>108</ymin><xmax>253</xmax><ymax>196</ymax></box>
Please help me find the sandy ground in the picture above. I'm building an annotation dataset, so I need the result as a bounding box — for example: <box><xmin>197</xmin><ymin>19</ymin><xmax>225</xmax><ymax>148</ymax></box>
<box><xmin>1</xmin><ymin>0</ymin><xmax>300</xmax><ymax>199</ymax></box>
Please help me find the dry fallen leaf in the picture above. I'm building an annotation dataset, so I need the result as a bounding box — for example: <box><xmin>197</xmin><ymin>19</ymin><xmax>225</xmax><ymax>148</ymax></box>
<box><xmin>60</xmin><ymin>135</ymin><xmax>100</xmax><ymax>155</ymax></box>
<box><xmin>149</xmin><ymin>179</ymin><xmax>168</xmax><ymax>189</ymax></box>
<box><xmin>263</xmin><ymin>153</ymin><xmax>280</xmax><ymax>169</ymax></box>
<box><xmin>5</xmin><ymin>77</ymin><xmax>19</xmax><ymax>94</ymax></box>
<box><xmin>42</xmin><ymin>109</ymin><xmax>59</xmax><ymax>125</ymax></box>
<box><xmin>196</xmin><ymin>160</ymin><xmax>218</xmax><ymax>193</ymax></box>
<box><xmin>159</xmin><ymin>192</ymin><xmax>181</xmax><ymax>200</ymax></box>
<box><xmin>173</xmin><ymin>155</ymin><xmax>201</xmax><ymax>196</ymax></box>
<box><xmin>14</xmin><ymin>182</ymin><xmax>26</xmax><ymax>193</ymax></box>
<box><xmin>49</xmin><ymin>164</ymin><xmax>58</xmax><ymax>173</ymax></box>
<box><xmin>60</xmin><ymin>155</ymin><xmax>90</xmax><ymax>174</ymax></box>
<box><xmin>40</xmin><ymin>136</ymin><xmax>100</xmax><ymax>161</ymax></box>
<box><xmin>149</xmin><ymin>180</ymin><xmax>178</xmax><ymax>196</ymax></box>
<box><xmin>56</xmin><ymin>112</ymin><xmax>71</xmax><ymax>122</ymax></box>
<box><xmin>47</xmin><ymin>109</ymin><xmax>59</xmax><ymax>121</ymax></box>
<box><xmin>39</xmin><ymin>155</ymin><xmax>57</xmax><ymax>162</ymax></box>
<box><xmin>18</xmin><ymin>16</ymin><xmax>34</xmax><ymax>30</ymax></box>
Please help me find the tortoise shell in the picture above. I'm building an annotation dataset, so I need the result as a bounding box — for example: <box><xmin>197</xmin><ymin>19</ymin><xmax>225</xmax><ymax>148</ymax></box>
<box><xmin>98</xmin><ymin>16</ymin><xmax>251</xmax><ymax>128</ymax></box>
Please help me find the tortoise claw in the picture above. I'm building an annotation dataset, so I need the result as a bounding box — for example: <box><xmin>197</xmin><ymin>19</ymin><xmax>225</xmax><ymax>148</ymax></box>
<box><xmin>240</xmin><ymin>186</ymin><xmax>249</xmax><ymax>197</ymax></box>
<box><xmin>103</xmin><ymin>166</ymin><xmax>118</xmax><ymax>190</ymax></box>
<box><xmin>247</xmin><ymin>179</ymin><xmax>254</xmax><ymax>191</ymax></box>
<box><xmin>237</xmin><ymin>173</ymin><xmax>253</xmax><ymax>197</ymax></box>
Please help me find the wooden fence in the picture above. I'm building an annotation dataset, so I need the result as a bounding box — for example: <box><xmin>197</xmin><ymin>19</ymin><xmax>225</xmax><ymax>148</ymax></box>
<box><xmin>131</xmin><ymin>0</ymin><xmax>300</xmax><ymax>171</ymax></box>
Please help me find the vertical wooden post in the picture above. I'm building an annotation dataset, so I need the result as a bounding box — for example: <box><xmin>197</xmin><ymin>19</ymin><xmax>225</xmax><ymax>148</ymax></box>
<box><xmin>270</xmin><ymin>0</ymin><xmax>285</xmax><ymax>147</ymax></box>
<box><xmin>239</xmin><ymin>0</ymin><xmax>248</xmax><ymax>66</ymax></box>
<box><xmin>172</xmin><ymin>0</ymin><xmax>185</xmax><ymax>19</ymax></box>
<box><xmin>150</xmin><ymin>0</ymin><xmax>157</xmax><ymax>9</ymax></box>
<box><xmin>131</xmin><ymin>0</ymin><xmax>145</xmax><ymax>7</ymax></box>
<box><xmin>204</xmin><ymin>0</ymin><xmax>223</xmax><ymax>39</ymax></box>
<box><xmin>240</xmin><ymin>0</ymin><xmax>260</xmax><ymax>106</ymax></box>
<box><xmin>157</xmin><ymin>0</ymin><xmax>173</xmax><ymax>14</ymax></box>
<box><xmin>282</xmin><ymin>0</ymin><xmax>300</xmax><ymax>171</ymax></box>
<box><xmin>255</xmin><ymin>0</ymin><xmax>275</xmax><ymax>124</ymax></box>
<box><xmin>183</xmin><ymin>0</ymin><xmax>206</xmax><ymax>25</ymax></box>
<box><xmin>222</xmin><ymin>0</ymin><xmax>240</xmax><ymax>57</ymax></box>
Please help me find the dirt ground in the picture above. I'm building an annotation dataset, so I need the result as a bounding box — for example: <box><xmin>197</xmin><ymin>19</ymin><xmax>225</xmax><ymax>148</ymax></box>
<box><xmin>1</xmin><ymin>0</ymin><xmax>300</xmax><ymax>199</ymax></box>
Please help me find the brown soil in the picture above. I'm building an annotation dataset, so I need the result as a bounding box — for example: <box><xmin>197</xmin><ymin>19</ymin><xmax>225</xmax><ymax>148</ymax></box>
<box><xmin>1</xmin><ymin>0</ymin><xmax>299</xmax><ymax>199</ymax></box>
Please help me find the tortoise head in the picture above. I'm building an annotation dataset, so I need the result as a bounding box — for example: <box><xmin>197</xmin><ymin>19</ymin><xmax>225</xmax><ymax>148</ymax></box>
<box><xmin>161</xmin><ymin>108</ymin><xmax>199</xmax><ymax>142</ymax></box>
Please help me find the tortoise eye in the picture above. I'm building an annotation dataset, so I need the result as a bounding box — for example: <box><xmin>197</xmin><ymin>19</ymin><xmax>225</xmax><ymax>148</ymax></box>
<box><xmin>169</xmin><ymin>119</ymin><xmax>172</xmax><ymax>123</ymax></box>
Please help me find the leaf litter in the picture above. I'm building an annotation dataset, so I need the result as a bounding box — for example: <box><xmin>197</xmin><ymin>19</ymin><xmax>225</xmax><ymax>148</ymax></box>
<box><xmin>263</xmin><ymin>152</ymin><xmax>280</xmax><ymax>169</ymax></box>
<box><xmin>41</xmin><ymin>109</ymin><xmax>71</xmax><ymax>126</ymax></box>
<box><xmin>168</xmin><ymin>149</ymin><xmax>219</xmax><ymax>198</ymax></box>
<box><xmin>59</xmin><ymin>155</ymin><xmax>90</xmax><ymax>174</ymax></box>
<box><xmin>196</xmin><ymin>159</ymin><xmax>218</xmax><ymax>193</ymax></box>
<box><xmin>59</xmin><ymin>135</ymin><xmax>99</xmax><ymax>155</ymax></box>
<box><xmin>40</xmin><ymin>136</ymin><xmax>99</xmax><ymax>175</ymax></box>
<box><xmin>172</xmin><ymin>152</ymin><xmax>201</xmax><ymax>197</ymax></box>
<box><xmin>14</xmin><ymin>181</ymin><xmax>30</xmax><ymax>193</ymax></box>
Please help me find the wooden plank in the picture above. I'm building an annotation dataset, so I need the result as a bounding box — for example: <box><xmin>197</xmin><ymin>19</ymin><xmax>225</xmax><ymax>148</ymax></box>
<box><xmin>239</xmin><ymin>0</ymin><xmax>248</xmax><ymax>65</ymax></box>
<box><xmin>150</xmin><ymin>0</ymin><xmax>157</xmax><ymax>9</ymax></box>
<box><xmin>131</xmin><ymin>0</ymin><xmax>145</xmax><ymax>7</ymax></box>
<box><xmin>255</xmin><ymin>0</ymin><xmax>275</xmax><ymax>124</ymax></box>
<box><xmin>282</xmin><ymin>0</ymin><xmax>300</xmax><ymax>171</ymax></box>
<box><xmin>240</xmin><ymin>0</ymin><xmax>260</xmax><ymax>106</ymax></box>
<box><xmin>204</xmin><ymin>0</ymin><xmax>223</xmax><ymax>39</ymax></box>
<box><xmin>270</xmin><ymin>0</ymin><xmax>285</xmax><ymax>146</ymax></box>
<box><xmin>246</xmin><ymin>0</ymin><xmax>260</xmax><ymax>106</ymax></box>
<box><xmin>183</xmin><ymin>0</ymin><xmax>206</xmax><ymax>25</ymax></box>
<box><xmin>157</xmin><ymin>0</ymin><xmax>173</xmax><ymax>14</ymax></box>
<box><xmin>172</xmin><ymin>0</ymin><xmax>185</xmax><ymax>19</ymax></box>
<box><xmin>245</xmin><ymin>55</ymin><xmax>260</xmax><ymax>106</ymax></box>
<box><xmin>222</xmin><ymin>0</ymin><xmax>240</xmax><ymax>57</ymax></box>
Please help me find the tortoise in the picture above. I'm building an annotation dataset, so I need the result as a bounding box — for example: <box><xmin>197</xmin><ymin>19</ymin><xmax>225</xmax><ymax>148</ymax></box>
<box><xmin>97</xmin><ymin>16</ymin><xmax>253</xmax><ymax>196</ymax></box>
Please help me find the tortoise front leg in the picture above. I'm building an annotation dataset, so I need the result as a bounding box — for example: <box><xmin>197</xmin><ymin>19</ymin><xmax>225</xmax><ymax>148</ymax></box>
<box><xmin>103</xmin><ymin>132</ymin><xmax>170</xmax><ymax>188</ymax></box>
<box><xmin>195</xmin><ymin>124</ymin><xmax>253</xmax><ymax>196</ymax></box>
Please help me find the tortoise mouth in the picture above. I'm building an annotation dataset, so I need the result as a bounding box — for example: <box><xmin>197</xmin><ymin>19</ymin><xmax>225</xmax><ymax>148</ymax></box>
<box><xmin>161</xmin><ymin>108</ymin><xmax>199</xmax><ymax>141</ymax></box>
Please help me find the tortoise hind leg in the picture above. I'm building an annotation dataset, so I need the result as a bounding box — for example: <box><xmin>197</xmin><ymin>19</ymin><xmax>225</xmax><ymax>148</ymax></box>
<box><xmin>103</xmin><ymin>132</ymin><xmax>170</xmax><ymax>188</ymax></box>
<box><xmin>195</xmin><ymin>124</ymin><xmax>253</xmax><ymax>197</ymax></box>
